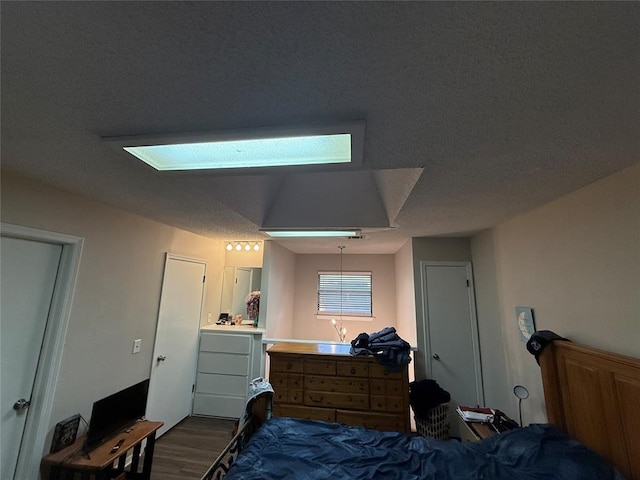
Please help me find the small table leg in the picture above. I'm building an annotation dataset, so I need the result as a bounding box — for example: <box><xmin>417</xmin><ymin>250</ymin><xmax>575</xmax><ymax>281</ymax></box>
<box><xmin>130</xmin><ymin>442</ymin><xmax>142</xmax><ymax>473</ymax></box>
<box><xmin>141</xmin><ymin>432</ymin><xmax>157</xmax><ymax>480</ymax></box>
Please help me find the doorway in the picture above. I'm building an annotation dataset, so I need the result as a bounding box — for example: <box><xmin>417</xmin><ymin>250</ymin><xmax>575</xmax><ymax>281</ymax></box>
<box><xmin>231</xmin><ymin>267</ymin><xmax>252</xmax><ymax>321</ymax></box>
<box><xmin>0</xmin><ymin>223</ymin><xmax>83</xmax><ymax>480</ymax></box>
<box><xmin>420</xmin><ymin>262</ymin><xmax>484</xmax><ymax>408</ymax></box>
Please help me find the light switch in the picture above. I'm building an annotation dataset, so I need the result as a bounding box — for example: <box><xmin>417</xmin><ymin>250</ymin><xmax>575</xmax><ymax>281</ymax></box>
<box><xmin>132</xmin><ymin>339</ymin><xmax>142</xmax><ymax>354</ymax></box>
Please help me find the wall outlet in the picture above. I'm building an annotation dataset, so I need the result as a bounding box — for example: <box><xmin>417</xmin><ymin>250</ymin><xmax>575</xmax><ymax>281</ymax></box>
<box><xmin>132</xmin><ymin>338</ymin><xmax>141</xmax><ymax>354</ymax></box>
<box><xmin>207</xmin><ymin>313</ymin><xmax>212</xmax><ymax>323</ymax></box>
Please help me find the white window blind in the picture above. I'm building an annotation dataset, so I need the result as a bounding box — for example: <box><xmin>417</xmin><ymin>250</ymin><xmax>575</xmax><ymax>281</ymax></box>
<box><xmin>317</xmin><ymin>272</ymin><xmax>372</xmax><ymax>316</ymax></box>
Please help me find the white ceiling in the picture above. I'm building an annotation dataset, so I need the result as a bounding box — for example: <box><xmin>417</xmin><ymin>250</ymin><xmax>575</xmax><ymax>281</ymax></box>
<box><xmin>2</xmin><ymin>2</ymin><xmax>638</xmax><ymax>254</ymax></box>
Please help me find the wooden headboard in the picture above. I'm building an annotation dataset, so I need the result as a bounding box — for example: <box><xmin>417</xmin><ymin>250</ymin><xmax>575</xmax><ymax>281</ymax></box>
<box><xmin>539</xmin><ymin>340</ymin><xmax>640</xmax><ymax>480</ymax></box>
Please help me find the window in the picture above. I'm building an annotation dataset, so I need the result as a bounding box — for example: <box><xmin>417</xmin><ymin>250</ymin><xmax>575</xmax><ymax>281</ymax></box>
<box><xmin>317</xmin><ymin>271</ymin><xmax>372</xmax><ymax>317</ymax></box>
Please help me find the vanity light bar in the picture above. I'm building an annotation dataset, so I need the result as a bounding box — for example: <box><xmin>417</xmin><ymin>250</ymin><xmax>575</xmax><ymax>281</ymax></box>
<box><xmin>226</xmin><ymin>241</ymin><xmax>261</xmax><ymax>251</ymax></box>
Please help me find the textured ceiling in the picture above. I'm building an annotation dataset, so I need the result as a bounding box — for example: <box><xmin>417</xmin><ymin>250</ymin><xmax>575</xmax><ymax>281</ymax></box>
<box><xmin>2</xmin><ymin>2</ymin><xmax>638</xmax><ymax>254</ymax></box>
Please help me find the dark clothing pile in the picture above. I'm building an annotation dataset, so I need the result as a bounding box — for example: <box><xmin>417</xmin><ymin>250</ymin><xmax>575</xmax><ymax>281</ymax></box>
<box><xmin>409</xmin><ymin>379</ymin><xmax>451</xmax><ymax>418</ymax></box>
<box><xmin>349</xmin><ymin>327</ymin><xmax>411</xmax><ymax>372</ymax></box>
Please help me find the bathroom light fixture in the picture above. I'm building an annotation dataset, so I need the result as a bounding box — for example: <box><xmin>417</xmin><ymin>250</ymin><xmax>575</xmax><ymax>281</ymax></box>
<box><xmin>104</xmin><ymin>122</ymin><xmax>365</xmax><ymax>171</ymax></box>
<box><xmin>263</xmin><ymin>229</ymin><xmax>360</xmax><ymax>238</ymax></box>
<box><xmin>226</xmin><ymin>241</ymin><xmax>261</xmax><ymax>252</ymax></box>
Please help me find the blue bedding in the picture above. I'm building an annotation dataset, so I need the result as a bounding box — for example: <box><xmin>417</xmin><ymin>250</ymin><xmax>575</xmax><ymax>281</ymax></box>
<box><xmin>225</xmin><ymin>417</ymin><xmax>623</xmax><ymax>480</ymax></box>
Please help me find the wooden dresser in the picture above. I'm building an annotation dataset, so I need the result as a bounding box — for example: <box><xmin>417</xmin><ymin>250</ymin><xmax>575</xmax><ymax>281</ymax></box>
<box><xmin>267</xmin><ymin>342</ymin><xmax>410</xmax><ymax>433</ymax></box>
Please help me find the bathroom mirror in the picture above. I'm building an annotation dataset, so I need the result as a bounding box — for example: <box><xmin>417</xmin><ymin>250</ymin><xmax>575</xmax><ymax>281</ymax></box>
<box><xmin>220</xmin><ymin>266</ymin><xmax>262</xmax><ymax>322</ymax></box>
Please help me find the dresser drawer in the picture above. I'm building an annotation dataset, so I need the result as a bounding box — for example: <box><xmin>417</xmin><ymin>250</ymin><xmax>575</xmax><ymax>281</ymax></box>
<box><xmin>370</xmin><ymin>395</ymin><xmax>406</xmax><ymax>413</ymax></box>
<box><xmin>336</xmin><ymin>361</ymin><xmax>368</xmax><ymax>377</ymax></box>
<box><xmin>273</xmin><ymin>404</ymin><xmax>336</xmax><ymax>423</ymax></box>
<box><xmin>305</xmin><ymin>391</ymin><xmax>369</xmax><ymax>410</ymax></box>
<box><xmin>200</xmin><ymin>333</ymin><xmax>251</xmax><ymax>354</ymax></box>
<box><xmin>270</xmin><ymin>372</ymin><xmax>303</xmax><ymax>390</ymax></box>
<box><xmin>369</xmin><ymin>363</ymin><xmax>404</xmax><ymax>379</ymax></box>
<box><xmin>196</xmin><ymin>373</ymin><xmax>248</xmax><ymax>396</ymax></box>
<box><xmin>198</xmin><ymin>352</ymin><xmax>250</xmax><ymax>376</ymax></box>
<box><xmin>273</xmin><ymin>386</ymin><xmax>303</xmax><ymax>404</ymax></box>
<box><xmin>370</xmin><ymin>379</ymin><xmax>405</xmax><ymax>396</ymax></box>
<box><xmin>305</xmin><ymin>375</ymin><xmax>368</xmax><ymax>394</ymax></box>
<box><xmin>193</xmin><ymin>393</ymin><xmax>245</xmax><ymax>418</ymax></box>
<box><xmin>287</xmin><ymin>389</ymin><xmax>303</xmax><ymax>404</ymax></box>
<box><xmin>305</xmin><ymin>359</ymin><xmax>336</xmax><ymax>375</ymax></box>
<box><xmin>270</xmin><ymin>356</ymin><xmax>303</xmax><ymax>373</ymax></box>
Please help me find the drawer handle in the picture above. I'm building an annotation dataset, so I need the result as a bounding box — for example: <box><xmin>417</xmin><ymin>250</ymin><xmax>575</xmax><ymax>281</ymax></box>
<box><xmin>286</xmin><ymin>363</ymin><xmax>293</xmax><ymax>370</ymax></box>
<box><xmin>310</xmin><ymin>395</ymin><xmax>324</xmax><ymax>403</ymax></box>
<box><xmin>350</xmin><ymin>367</ymin><xmax>356</xmax><ymax>374</ymax></box>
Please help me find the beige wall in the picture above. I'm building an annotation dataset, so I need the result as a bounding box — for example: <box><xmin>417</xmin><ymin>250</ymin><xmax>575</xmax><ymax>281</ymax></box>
<box><xmin>469</xmin><ymin>230</ymin><xmax>509</xmax><ymax>412</ymax></box>
<box><xmin>471</xmin><ymin>162</ymin><xmax>640</xmax><ymax>424</ymax></box>
<box><xmin>262</xmin><ymin>240</ymin><xmax>296</xmax><ymax>338</ymax></box>
<box><xmin>394</xmin><ymin>239</ymin><xmax>417</xmax><ymax>347</ymax></box>
<box><xmin>1</xmin><ymin>171</ymin><xmax>226</xmax><ymax>454</ymax></box>
<box><xmin>291</xmin><ymin>253</ymin><xmax>397</xmax><ymax>342</ymax></box>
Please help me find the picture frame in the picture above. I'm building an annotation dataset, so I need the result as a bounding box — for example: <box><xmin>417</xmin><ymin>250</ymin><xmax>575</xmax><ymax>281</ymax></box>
<box><xmin>50</xmin><ymin>413</ymin><xmax>81</xmax><ymax>453</ymax></box>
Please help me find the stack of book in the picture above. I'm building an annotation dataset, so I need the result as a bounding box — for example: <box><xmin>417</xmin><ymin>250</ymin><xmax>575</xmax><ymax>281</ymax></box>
<box><xmin>456</xmin><ymin>405</ymin><xmax>494</xmax><ymax>423</ymax></box>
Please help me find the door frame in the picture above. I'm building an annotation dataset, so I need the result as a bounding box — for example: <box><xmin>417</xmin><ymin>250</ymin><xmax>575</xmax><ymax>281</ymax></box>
<box><xmin>419</xmin><ymin>261</ymin><xmax>484</xmax><ymax>405</ymax></box>
<box><xmin>1</xmin><ymin>222</ymin><xmax>83</xmax><ymax>480</ymax></box>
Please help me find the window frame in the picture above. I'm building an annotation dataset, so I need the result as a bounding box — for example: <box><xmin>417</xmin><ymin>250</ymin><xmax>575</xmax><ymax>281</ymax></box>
<box><xmin>316</xmin><ymin>270</ymin><xmax>373</xmax><ymax>320</ymax></box>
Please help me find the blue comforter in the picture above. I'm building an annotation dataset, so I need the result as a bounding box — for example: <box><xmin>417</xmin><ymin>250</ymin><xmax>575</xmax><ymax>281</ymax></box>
<box><xmin>225</xmin><ymin>417</ymin><xmax>623</xmax><ymax>479</ymax></box>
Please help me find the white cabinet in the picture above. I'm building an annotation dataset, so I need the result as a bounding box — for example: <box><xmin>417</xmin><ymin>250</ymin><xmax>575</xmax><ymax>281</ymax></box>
<box><xmin>192</xmin><ymin>328</ymin><xmax>263</xmax><ymax>418</ymax></box>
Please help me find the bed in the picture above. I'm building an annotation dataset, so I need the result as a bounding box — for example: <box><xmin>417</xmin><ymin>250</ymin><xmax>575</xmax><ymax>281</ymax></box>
<box><xmin>201</xmin><ymin>339</ymin><xmax>640</xmax><ymax>480</ymax></box>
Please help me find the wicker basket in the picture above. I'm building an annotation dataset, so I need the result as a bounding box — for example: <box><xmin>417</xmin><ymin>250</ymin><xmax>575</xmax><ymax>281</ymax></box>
<box><xmin>415</xmin><ymin>402</ymin><xmax>450</xmax><ymax>440</ymax></box>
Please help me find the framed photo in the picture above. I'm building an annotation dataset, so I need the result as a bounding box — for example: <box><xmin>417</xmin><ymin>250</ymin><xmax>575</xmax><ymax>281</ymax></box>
<box><xmin>50</xmin><ymin>414</ymin><xmax>81</xmax><ymax>453</ymax></box>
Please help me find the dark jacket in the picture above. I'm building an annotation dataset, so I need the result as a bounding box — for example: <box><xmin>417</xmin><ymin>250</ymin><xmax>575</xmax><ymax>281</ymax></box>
<box><xmin>349</xmin><ymin>327</ymin><xmax>411</xmax><ymax>372</ymax></box>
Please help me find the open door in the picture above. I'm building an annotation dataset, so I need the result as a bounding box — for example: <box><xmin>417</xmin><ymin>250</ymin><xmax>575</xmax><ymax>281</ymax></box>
<box><xmin>146</xmin><ymin>254</ymin><xmax>206</xmax><ymax>437</ymax></box>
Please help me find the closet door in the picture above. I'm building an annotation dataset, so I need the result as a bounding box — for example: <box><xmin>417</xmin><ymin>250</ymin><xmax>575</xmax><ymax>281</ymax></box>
<box><xmin>1</xmin><ymin>237</ymin><xmax>61</xmax><ymax>480</ymax></box>
<box><xmin>421</xmin><ymin>262</ymin><xmax>483</xmax><ymax>407</ymax></box>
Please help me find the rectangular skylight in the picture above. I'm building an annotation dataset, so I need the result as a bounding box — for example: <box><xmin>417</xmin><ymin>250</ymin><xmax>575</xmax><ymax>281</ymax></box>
<box><xmin>263</xmin><ymin>230</ymin><xmax>359</xmax><ymax>238</ymax></box>
<box><xmin>106</xmin><ymin>123</ymin><xmax>365</xmax><ymax>171</ymax></box>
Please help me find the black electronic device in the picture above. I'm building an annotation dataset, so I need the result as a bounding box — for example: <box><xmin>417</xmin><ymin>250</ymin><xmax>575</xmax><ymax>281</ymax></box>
<box><xmin>491</xmin><ymin>410</ymin><xmax>520</xmax><ymax>433</ymax></box>
<box><xmin>84</xmin><ymin>378</ymin><xmax>149</xmax><ymax>451</ymax></box>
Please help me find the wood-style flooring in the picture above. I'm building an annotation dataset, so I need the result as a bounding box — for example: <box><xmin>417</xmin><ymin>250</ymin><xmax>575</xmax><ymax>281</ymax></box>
<box><xmin>151</xmin><ymin>416</ymin><xmax>236</xmax><ymax>480</ymax></box>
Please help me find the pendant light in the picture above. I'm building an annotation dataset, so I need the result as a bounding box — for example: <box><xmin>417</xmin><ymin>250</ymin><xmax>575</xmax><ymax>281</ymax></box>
<box><xmin>331</xmin><ymin>246</ymin><xmax>347</xmax><ymax>342</ymax></box>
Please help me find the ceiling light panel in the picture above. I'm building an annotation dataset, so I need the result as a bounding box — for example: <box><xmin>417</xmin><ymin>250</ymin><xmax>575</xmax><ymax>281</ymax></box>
<box><xmin>107</xmin><ymin>123</ymin><xmax>365</xmax><ymax>171</ymax></box>
<box><xmin>263</xmin><ymin>230</ymin><xmax>359</xmax><ymax>238</ymax></box>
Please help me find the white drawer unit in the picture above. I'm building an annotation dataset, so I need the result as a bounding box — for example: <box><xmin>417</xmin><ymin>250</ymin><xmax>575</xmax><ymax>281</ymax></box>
<box><xmin>193</xmin><ymin>329</ymin><xmax>263</xmax><ymax>419</ymax></box>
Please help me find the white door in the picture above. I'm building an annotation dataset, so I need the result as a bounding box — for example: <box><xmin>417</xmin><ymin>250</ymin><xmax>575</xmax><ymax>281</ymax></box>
<box><xmin>146</xmin><ymin>254</ymin><xmax>206</xmax><ymax>437</ymax></box>
<box><xmin>1</xmin><ymin>237</ymin><xmax>62</xmax><ymax>480</ymax></box>
<box><xmin>231</xmin><ymin>267</ymin><xmax>251</xmax><ymax>321</ymax></box>
<box><xmin>421</xmin><ymin>262</ymin><xmax>483</xmax><ymax>408</ymax></box>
